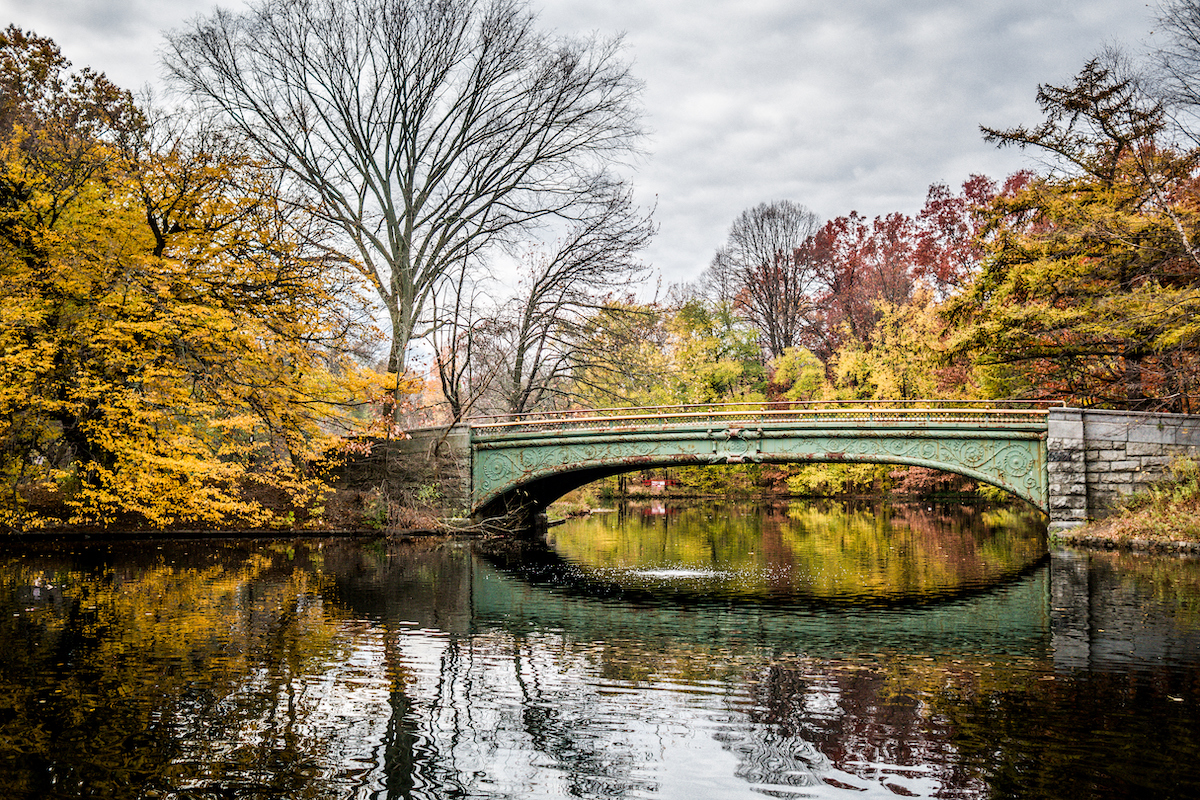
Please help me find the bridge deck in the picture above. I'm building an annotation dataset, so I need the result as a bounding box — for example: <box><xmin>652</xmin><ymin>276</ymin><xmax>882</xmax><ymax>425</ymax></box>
<box><xmin>471</xmin><ymin>404</ymin><xmax>1050</xmax><ymax>438</ymax></box>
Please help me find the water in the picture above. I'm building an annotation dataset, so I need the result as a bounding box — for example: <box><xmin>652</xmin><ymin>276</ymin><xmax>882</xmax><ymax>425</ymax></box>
<box><xmin>1</xmin><ymin>501</ymin><xmax>1200</xmax><ymax>799</ymax></box>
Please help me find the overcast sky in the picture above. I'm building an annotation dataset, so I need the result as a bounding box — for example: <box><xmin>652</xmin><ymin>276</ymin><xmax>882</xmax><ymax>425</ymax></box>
<box><xmin>1</xmin><ymin>0</ymin><xmax>1159</xmax><ymax>286</ymax></box>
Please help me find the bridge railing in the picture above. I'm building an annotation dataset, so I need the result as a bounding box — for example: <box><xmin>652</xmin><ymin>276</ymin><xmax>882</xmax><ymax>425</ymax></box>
<box><xmin>468</xmin><ymin>401</ymin><xmax>1054</xmax><ymax>435</ymax></box>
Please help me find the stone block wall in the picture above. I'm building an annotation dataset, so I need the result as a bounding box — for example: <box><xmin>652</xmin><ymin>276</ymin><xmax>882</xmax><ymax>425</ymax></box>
<box><xmin>332</xmin><ymin>426</ymin><xmax>471</xmax><ymax>513</ymax></box>
<box><xmin>1047</xmin><ymin>408</ymin><xmax>1200</xmax><ymax>530</ymax></box>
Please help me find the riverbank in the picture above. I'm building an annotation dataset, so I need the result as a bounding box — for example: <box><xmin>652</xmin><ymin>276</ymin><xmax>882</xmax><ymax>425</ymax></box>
<box><xmin>11</xmin><ymin>480</ymin><xmax>1200</xmax><ymax>551</ymax></box>
<box><xmin>1049</xmin><ymin>456</ymin><xmax>1200</xmax><ymax>553</ymax></box>
<box><xmin>1052</xmin><ymin>511</ymin><xmax>1200</xmax><ymax>554</ymax></box>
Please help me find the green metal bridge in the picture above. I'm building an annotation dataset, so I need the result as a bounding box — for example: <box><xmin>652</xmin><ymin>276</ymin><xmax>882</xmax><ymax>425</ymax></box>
<box><xmin>467</xmin><ymin>404</ymin><xmax>1050</xmax><ymax>517</ymax></box>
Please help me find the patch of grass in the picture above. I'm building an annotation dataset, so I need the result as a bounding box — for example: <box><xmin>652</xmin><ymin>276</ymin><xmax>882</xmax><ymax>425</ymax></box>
<box><xmin>547</xmin><ymin>488</ymin><xmax>593</xmax><ymax>520</ymax></box>
<box><xmin>547</xmin><ymin>499</ymin><xmax>591</xmax><ymax>519</ymax></box>
<box><xmin>1089</xmin><ymin>458</ymin><xmax>1200</xmax><ymax>544</ymax></box>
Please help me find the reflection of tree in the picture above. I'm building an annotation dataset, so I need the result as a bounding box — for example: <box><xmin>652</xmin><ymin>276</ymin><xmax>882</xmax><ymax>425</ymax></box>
<box><xmin>546</xmin><ymin>500</ymin><xmax>1046</xmax><ymax>603</ymax></box>
<box><xmin>451</xmin><ymin>556</ymin><xmax>1200</xmax><ymax>800</ymax></box>
<box><xmin>318</xmin><ymin>539</ymin><xmax>477</xmax><ymax>796</ymax></box>
<box><xmin>381</xmin><ymin>628</ymin><xmax>428</xmax><ymax>798</ymax></box>
<box><xmin>940</xmin><ymin>669</ymin><xmax>1200</xmax><ymax>799</ymax></box>
<box><xmin>732</xmin><ymin>639</ymin><xmax>1200</xmax><ymax>800</ymax></box>
<box><xmin>13</xmin><ymin>534</ymin><xmax>1198</xmax><ymax>800</ymax></box>
<box><xmin>0</xmin><ymin>575</ymin><xmax>177</xmax><ymax>795</ymax></box>
<box><xmin>1082</xmin><ymin>549</ymin><xmax>1200</xmax><ymax>628</ymax></box>
<box><xmin>0</xmin><ymin>543</ymin><xmax>393</xmax><ymax>798</ymax></box>
<box><xmin>757</xmin><ymin>509</ymin><xmax>798</xmax><ymax>596</ymax></box>
<box><xmin>416</xmin><ymin>627</ymin><xmax>655</xmax><ymax>797</ymax></box>
<box><xmin>320</xmin><ymin>539</ymin><xmax>661</xmax><ymax>796</ymax></box>
<box><xmin>512</xmin><ymin>634</ymin><xmax>652</xmax><ymax>796</ymax></box>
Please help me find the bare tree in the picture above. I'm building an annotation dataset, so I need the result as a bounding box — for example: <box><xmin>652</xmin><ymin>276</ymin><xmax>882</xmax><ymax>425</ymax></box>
<box><xmin>704</xmin><ymin>200</ymin><xmax>822</xmax><ymax>359</ymax></box>
<box><xmin>697</xmin><ymin>249</ymin><xmax>740</xmax><ymax>308</ymax></box>
<box><xmin>164</xmin><ymin>0</ymin><xmax>644</xmax><ymax>414</ymax></box>
<box><xmin>428</xmin><ymin>260</ymin><xmax>497</xmax><ymax>422</ymax></box>
<box><xmin>466</xmin><ymin>188</ymin><xmax>653</xmax><ymax>417</ymax></box>
<box><xmin>1156</xmin><ymin>1</ymin><xmax>1200</xmax><ymax>120</ymax></box>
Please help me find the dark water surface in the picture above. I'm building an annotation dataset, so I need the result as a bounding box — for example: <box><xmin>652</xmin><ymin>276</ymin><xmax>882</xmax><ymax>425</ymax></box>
<box><xmin>2</xmin><ymin>501</ymin><xmax>1200</xmax><ymax>799</ymax></box>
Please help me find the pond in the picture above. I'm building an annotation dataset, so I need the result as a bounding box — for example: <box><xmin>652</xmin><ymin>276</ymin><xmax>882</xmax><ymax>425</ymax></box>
<box><xmin>2</xmin><ymin>500</ymin><xmax>1200</xmax><ymax>799</ymax></box>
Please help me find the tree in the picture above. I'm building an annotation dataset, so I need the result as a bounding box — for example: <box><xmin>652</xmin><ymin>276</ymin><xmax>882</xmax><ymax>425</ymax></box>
<box><xmin>697</xmin><ymin>247</ymin><xmax>741</xmax><ymax>308</ymax></box>
<box><xmin>164</xmin><ymin>0</ymin><xmax>645</xmax><ymax>414</ymax></box>
<box><xmin>832</xmin><ymin>289</ymin><xmax>970</xmax><ymax>402</ymax></box>
<box><xmin>663</xmin><ymin>299</ymin><xmax>765</xmax><ymax>404</ymax></box>
<box><xmin>766</xmin><ymin>347</ymin><xmax>828</xmax><ymax>401</ymax></box>
<box><xmin>951</xmin><ymin>55</ymin><xmax>1200</xmax><ymax>410</ymax></box>
<box><xmin>0</xmin><ymin>28</ymin><xmax>376</xmax><ymax>530</ymax></box>
<box><xmin>1155</xmin><ymin>0</ymin><xmax>1200</xmax><ymax>131</ymax></box>
<box><xmin>803</xmin><ymin>211</ymin><xmax>916</xmax><ymax>361</ymax></box>
<box><xmin>568</xmin><ymin>300</ymin><xmax>673</xmax><ymax>409</ymax></box>
<box><xmin>478</xmin><ymin>189</ymin><xmax>653</xmax><ymax>417</ymax></box>
<box><xmin>912</xmin><ymin>173</ymin><xmax>1031</xmax><ymax>296</ymax></box>
<box><xmin>704</xmin><ymin>200</ymin><xmax>823</xmax><ymax>359</ymax></box>
<box><xmin>428</xmin><ymin>259</ymin><xmax>495</xmax><ymax>422</ymax></box>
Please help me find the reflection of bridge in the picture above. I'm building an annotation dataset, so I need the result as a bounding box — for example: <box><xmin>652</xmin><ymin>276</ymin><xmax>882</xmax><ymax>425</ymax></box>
<box><xmin>356</xmin><ymin>404</ymin><xmax>1200</xmax><ymax>530</ymax></box>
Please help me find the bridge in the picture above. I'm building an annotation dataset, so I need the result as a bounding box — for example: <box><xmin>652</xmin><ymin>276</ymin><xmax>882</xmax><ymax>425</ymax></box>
<box><xmin>471</xmin><ymin>404</ymin><xmax>1048</xmax><ymax>516</ymax></box>
<box><xmin>343</xmin><ymin>403</ymin><xmax>1200</xmax><ymax>531</ymax></box>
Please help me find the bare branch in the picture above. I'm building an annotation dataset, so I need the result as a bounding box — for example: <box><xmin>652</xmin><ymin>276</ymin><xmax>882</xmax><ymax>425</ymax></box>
<box><xmin>164</xmin><ymin>0</ymin><xmax>645</xmax><ymax>409</ymax></box>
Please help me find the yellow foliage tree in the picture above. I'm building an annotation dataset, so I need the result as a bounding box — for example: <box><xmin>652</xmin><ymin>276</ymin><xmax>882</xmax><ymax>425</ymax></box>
<box><xmin>832</xmin><ymin>288</ymin><xmax>975</xmax><ymax>402</ymax></box>
<box><xmin>0</xmin><ymin>28</ymin><xmax>383</xmax><ymax>532</ymax></box>
<box><xmin>664</xmin><ymin>299</ymin><xmax>765</xmax><ymax>405</ymax></box>
<box><xmin>952</xmin><ymin>57</ymin><xmax>1200</xmax><ymax>410</ymax></box>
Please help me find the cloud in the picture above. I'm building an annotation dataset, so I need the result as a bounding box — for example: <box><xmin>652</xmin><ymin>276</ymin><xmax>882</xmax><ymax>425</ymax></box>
<box><xmin>538</xmin><ymin>0</ymin><xmax>1156</xmax><ymax>285</ymax></box>
<box><xmin>1</xmin><ymin>0</ymin><xmax>226</xmax><ymax>90</ymax></box>
<box><xmin>1</xmin><ymin>0</ymin><xmax>1159</xmax><ymax>287</ymax></box>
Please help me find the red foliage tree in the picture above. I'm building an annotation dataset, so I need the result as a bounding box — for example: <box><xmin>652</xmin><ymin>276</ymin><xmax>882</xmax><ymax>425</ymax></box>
<box><xmin>803</xmin><ymin>211</ymin><xmax>918</xmax><ymax>360</ymax></box>
<box><xmin>913</xmin><ymin>173</ymin><xmax>1033</xmax><ymax>296</ymax></box>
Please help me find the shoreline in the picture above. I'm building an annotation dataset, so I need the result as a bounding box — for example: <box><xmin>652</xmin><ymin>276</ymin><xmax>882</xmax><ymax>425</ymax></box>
<box><xmin>9</xmin><ymin>498</ymin><xmax>1200</xmax><ymax>557</ymax></box>
<box><xmin>1051</xmin><ymin>513</ymin><xmax>1200</xmax><ymax>555</ymax></box>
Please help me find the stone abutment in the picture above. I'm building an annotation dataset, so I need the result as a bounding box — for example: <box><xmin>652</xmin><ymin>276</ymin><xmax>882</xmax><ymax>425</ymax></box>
<box><xmin>331</xmin><ymin>426</ymin><xmax>471</xmax><ymax>517</ymax></box>
<box><xmin>1047</xmin><ymin>408</ymin><xmax>1200</xmax><ymax>531</ymax></box>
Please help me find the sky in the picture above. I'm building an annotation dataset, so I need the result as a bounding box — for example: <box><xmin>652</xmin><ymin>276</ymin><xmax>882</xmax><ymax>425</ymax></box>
<box><xmin>0</xmin><ymin>0</ymin><xmax>1160</xmax><ymax>287</ymax></box>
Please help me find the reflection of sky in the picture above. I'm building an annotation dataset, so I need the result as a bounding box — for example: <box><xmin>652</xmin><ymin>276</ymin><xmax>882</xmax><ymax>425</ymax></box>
<box><xmin>382</xmin><ymin>623</ymin><xmax>985</xmax><ymax>798</ymax></box>
<box><xmin>396</xmin><ymin>626</ymin><xmax>777</xmax><ymax>797</ymax></box>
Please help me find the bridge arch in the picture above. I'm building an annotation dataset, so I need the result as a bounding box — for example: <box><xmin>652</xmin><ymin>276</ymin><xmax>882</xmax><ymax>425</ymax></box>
<box><xmin>469</xmin><ymin>407</ymin><xmax>1049</xmax><ymax>518</ymax></box>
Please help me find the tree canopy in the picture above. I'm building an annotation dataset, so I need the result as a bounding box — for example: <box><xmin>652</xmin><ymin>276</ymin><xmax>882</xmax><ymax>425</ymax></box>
<box><xmin>0</xmin><ymin>26</ymin><xmax>379</xmax><ymax>531</ymax></box>
<box><xmin>950</xmin><ymin>56</ymin><xmax>1200</xmax><ymax>411</ymax></box>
